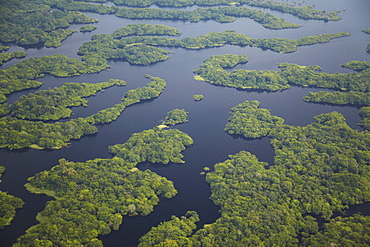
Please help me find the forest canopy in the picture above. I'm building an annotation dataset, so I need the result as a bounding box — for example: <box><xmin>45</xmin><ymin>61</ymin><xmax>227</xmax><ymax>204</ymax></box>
<box><xmin>0</xmin><ymin>166</ymin><xmax>24</xmax><ymax>230</ymax></box>
<box><xmin>15</xmin><ymin>111</ymin><xmax>193</xmax><ymax>246</ymax></box>
<box><xmin>140</xmin><ymin>102</ymin><xmax>370</xmax><ymax>246</ymax></box>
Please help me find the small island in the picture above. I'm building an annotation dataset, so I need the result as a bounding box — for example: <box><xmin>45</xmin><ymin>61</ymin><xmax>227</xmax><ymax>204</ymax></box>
<box><xmin>80</xmin><ymin>25</ymin><xmax>97</xmax><ymax>32</ymax></box>
<box><xmin>192</xmin><ymin>94</ymin><xmax>204</xmax><ymax>101</ymax></box>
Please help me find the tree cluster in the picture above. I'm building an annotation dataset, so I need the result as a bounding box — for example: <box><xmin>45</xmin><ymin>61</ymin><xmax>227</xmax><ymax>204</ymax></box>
<box><xmin>11</xmin><ymin>79</ymin><xmax>126</xmax><ymax>121</ymax></box>
<box><xmin>0</xmin><ymin>0</ymin><xmax>97</xmax><ymax>47</ymax></box>
<box><xmin>86</xmin><ymin>75</ymin><xmax>166</xmax><ymax>124</ymax></box>
<box><xmin>0</xmin><ymin>117</ymin><xmax>97</xmax><ymax>150</ymax></box>
<box><xmin>52</xmin><ymin>0</ymin><xmax>341</xmax><ymax>21</ymax></box>
<box><xmin>112</xmin><ymin>23</ymin><xmax>181</xmax><ymax>39</ymax></box>
<box><xmin>0</xmin><ymin>54</ymin><xmax>108</xmax><ymax>104</ymax></box>
<box><xmin>0</xmin><ymin>51</ymin><xmax>26</xmax><ymax>67</ymax></box>
<box><xmin>80</xmin><ymin>24</ymin><xmax>97</xmax><ymax>32</ymax></box>
<box><xmin>0</xmin><ymin>166</ymin><xmax>24</xmax><ymax>230</ymax></box>
<box><xmin>15</xmin><ymin>110</ymin><xmax>193</xmax><ymax>246</ymax></box>
<box><xmin>140</xmin><ymin>103</ymin><xmax>370</xmax><ymax>246</ymax></box>
<box><xmin>162</xmin><ymin>109</ymin><xmax>189</xmax><ymax>126</ymax></box>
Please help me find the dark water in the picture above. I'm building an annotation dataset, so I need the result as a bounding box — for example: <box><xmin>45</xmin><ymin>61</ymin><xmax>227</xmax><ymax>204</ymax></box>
<box><xmin>0</xmin><ymin>0</ymin><xmax>369</xmax><ymax>246</ymax></box>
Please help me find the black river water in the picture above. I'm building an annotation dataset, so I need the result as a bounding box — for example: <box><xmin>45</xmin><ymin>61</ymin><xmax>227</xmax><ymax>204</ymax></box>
<box><xmin>0</xmin><ymin>0</ymin><xmax>369</xmax><ymax>246</ymax></box>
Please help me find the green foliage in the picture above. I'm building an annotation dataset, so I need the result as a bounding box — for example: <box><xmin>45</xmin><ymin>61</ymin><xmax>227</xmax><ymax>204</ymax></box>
<box><xmin>303</xmin><ymin>91</ymin><xmax>370</xmax><ymax>106</ymax></box>
<box><xmin>341</xmin><ymin>61</ymin><xmax>370</xmax><ymax>71</ymax></box>
<box><xmin>16</xmin><ymin>109</ymin><xmax>194</xmax><ymax>245</ymax></box>
<box><xmin>11</xmin><ymin>79</ymin><xmax>126</xmax><ymax>121</ymax></box>
<box><xmin>0</xmin><ymin>1</ymin><xmax>97</xmax><ymax>47</ymax></box>
<box><xmin>0</xmin><ymin>117</ymin><xmax>97</xmax><ymax>150</ymax></box>
<box><xmin>192</xmin><ymin>94</ymin><xmax>204</xmax><ymax>101</ymax></box>
<box><xmin>0</xmin><ymin>51</ymin><xmax>26</xmax><ymax>67</ymax></box>
<box><xmin>303</xmin><ymin>214</ymin><xmax>370</xmax><ymax>246</ymax></box>
<box><xmin>359</xmin><ymin>107</ymin><xmax>370</xmax><ymax>130</ymax></box>
<box><xmin>362</xmin><ymin>29</ymin><xmax>370</xmax><ymax>34</ymax></box>
<box><xmin>79</xmin><ymin>29</ymin><xmax>348</xmax><ymax>66</ymax></box>
<box><xmin>162</xmin><ymin>109</ymin><xmax>188</xmax><ymax>126</ymax></box>
<box><xmin>16</xmin><ymin>157</ymin><xmax>177</xmax><ymax>246</ymax></box>
<box><xmin>225</xmin><ymin>100</ymin><xmax>284</xmax><ymax>138</ymax></box>
<box><xmin>44</xmin><ymin>29</ymin><xmax>78</xmax><ymax>48</ymax></box>
<box><xmin>112</xmin><ymin>23</ymin><xmax>181</xmax><ymax>39</ymax></box>
<box><xmin>140</xmin><ymin>107</ymin><xmax>370</xmax><ymax>246</ymax></box>
<box><xmin>55</xmin><ymin>0</ymin><xmax>341</xmax><ymax>21</ymax></box>
<box><xmin>109</xmin><ymin>128</ymin><xmax>193</xmax><ymax>164</ymax></box>
<box><xmin>194</xmin><ymin>54</ymin><xmax>290</xmax><ymax>91</ymax></box>
<box><xmin>79</xmin><ymin>32</ymin><xmax>172</xmax><ymax>65</ymax></box>
<box><xmin>0</xmin><ymin>46</ymin><xmax>9</xmax><ymax>52</ymax></box>
<box><xmin>0</xmin><ymin>166</ymin><xmax>25</xmax><ymax>229</ymax></box>
<box><xmin>0</xmin><ymin>103</ymin><xmax>11</xmax><ymax>117</ymax></box>
<box><xmin>86</xmin><ymin>75</ymin><xmax>166</xmax><ymax>124</ymax></box>
<box><xmin>138</xmin><ymin>211</ymin><xmax>199</xmax><ymax>247</ymax></box>
<box><xmin>0</xmin><ymin>54</ymin><xmax>108</xmax><ymax>103</ymax></box>
<box><xmin>80</xmin><ymin>25</ymin><xmax>97</xmax><ymax>32</ymax></box>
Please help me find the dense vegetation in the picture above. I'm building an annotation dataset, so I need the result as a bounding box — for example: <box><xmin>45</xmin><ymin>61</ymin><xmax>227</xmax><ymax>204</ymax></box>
<box><xmin>138</xmin><ymin>211</ymin><xmax>199</xmax><ymax>247</ymax></box>
<box><xmin>194</xmin><ymin>55</ymin><xmax>370</xmax><ymax>92</ymax></box>
<box><xmin>0</xmin><ymin>117</ymin><xmax>98</xmax><ymax>150</ymax></box>
<box><xmin>341</xmin><ymin>60</ymin><xmax>370</xmax><ymax>71</ymax></box>
<box><xmin>0</xmin><ymin>75</ymin><xmax>166</xmax><ymax>150</ymax></box>
<box><xmin>303</xmin><ymin>91</ymin><xmax>370</xmax><ymax>106</ymax></box>
<box><xmin>299</xmin><ymin>61</ymin><xmax>370</xmax><ymax>130</ymax></box>
<box><xmin>49</xmin><ymin>0</ymin><xmax>301</xmax><ymax>28</ymax></box>
<box><xmin>0</xmin><ymin>51</ymin><xmax>26</xmax><ymax>67</ymax></box>
<box><xmin>16</xmin><ymin>157</ymin><xmax>176</xmax><ymax>246</ymax></box>
<box><xmin>79</xmin><ymin>25</ymin><xmax>97</xmax><ymax>32</ymax></box>
<box><xmin>86</xmin><ymin>75</ymin><xmax>166</xmax><ymax>124</ymax></box>
<box><xmin>192</xmin><ymin>94</ymin><xmax>204</xmax><ymax>101</ymax></box>
<box><xmin>140</xmin><ymin>102</ymin><xmax>370</xmax><ymax>246</ymax></box>
<box><xmin>78</xmin><ymin>30</ymin><xmax>348</xmax><ymax>70</ymax></box>
<box><xmin>363</xmin><ymin>29</ymin><xmax>370</xmax><ymax>34</ymax></box>
<box><xmin>0</xmin><ymin>54</ymin><xmax>108</xmax><ymax>104</ymax></box>
<box><xmin>11</xmin><ymin>79</ymin><xmax>126</xmax><ymax>121</ymax></box>
<box><xmin>112</xmin><ymin>23</ymin><xmax>181</xmax><ymax>39</ymax></box>
<box><xmin>0</xmin><ymin>1</ymin><xmax>97</xmax><ymax>47</ymax></box>
<box><xmin>50</xmin><ymin>0</ymin><xmax>341</xmax><ymax>21</ymax></box>
<box><xmin>0</xmin><ymin>166</ymin><xmax>24</xmax><ymax>229</ymax></box>
<box><xmin>109</xmin><ymin>128</ymin><xmax>193</xmax><ymax>164</ymax></box>
<box><xmin>15</xmin><ymin>111</ymin><xmax>193</xmax><ymax>246</ymax></box>
<box><xmin>162</xmin><ymin>109</ymin><xmax>189</xmax><ymax>126</ymax></box>
<box><xmin>225</xmin><ymin>100</ymin><xmax>284</xmax><ymax>138</ymax></box>
<box><xmin>304</xmin><ymin>214</ymin><xmax>370</xmax><ymax>245</ymax></box>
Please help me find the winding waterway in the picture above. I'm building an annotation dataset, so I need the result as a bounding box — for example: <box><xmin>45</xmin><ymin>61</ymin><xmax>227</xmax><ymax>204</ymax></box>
<box><xmin>0</xmin><ymin>0</ymin><xmax>369</xmax><ymax>246</ymax></box>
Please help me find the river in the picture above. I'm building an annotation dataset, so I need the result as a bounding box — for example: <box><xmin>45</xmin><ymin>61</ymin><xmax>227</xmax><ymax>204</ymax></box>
<box><xmin>0</xmin><ymin>0</ymin><xmax>369</xmax><ymax>246</ymax></box>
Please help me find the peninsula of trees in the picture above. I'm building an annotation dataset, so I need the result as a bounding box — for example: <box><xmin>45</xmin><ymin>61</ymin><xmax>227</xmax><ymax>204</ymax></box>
<box><xmin>139</xmin><ymin>101</ymin><xmax>370</xmax><ymax>246</ymax></box>
<box><xmin>49</xmin><ymin>0</ymin><xmax>341</xmax><ymax>22</ymax></box>
<box><xmin>0</xmin><ymin>75</ymin><xmax>167</xmax><ymax>150</ymax></box>
<box><xmin>78</xmin><ymin>28</ymin><xmax>349</xmax><ymax>68</ymax></box>
<box><xmin>11</xmin><ymin>79</ymin><xmax>126</xmax><ymax>121</ymax></box>
<box><xmin>194</xmin><ymin>55</ymin><xmax>369</xmax><ymax>92</ymax></box>
<box><xmin>0</xmin><ymin>1</ymin><xmax>97</xmax><ymax>47</ymax></box>
<box><xmin>0</xmin><ymin>166</ymin><xmax>24</xmax><ymax>230</ymax></box>
<box><xmin>15</xmin><ymin>111</ymin><xmax>193</xmax><ymax>246</ymax></box>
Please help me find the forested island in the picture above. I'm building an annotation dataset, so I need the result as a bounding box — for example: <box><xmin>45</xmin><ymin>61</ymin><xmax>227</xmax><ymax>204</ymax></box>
<box><xmin>0</xmin><ymin>75</ymin><xmax>167</xmax><ymax>149</ymax></box>
<box><xmin>0</xmin><ymin>166</ymin><xmax>24</xmax><ymax>230</ymax></box>
<box><xmin>14</xmin><ymin>111</ymin><xmax>193</xmax><ymax>246</ymax></box>
<box><xmin>139</xmin><ymin>101</ymin><xmax>370</xmax><ymax>246</ymax></box>
<box><xmin>10</xmin><ymin>79</ymin><xmax>126</xmax><ymax>121</ymax></box>
<box><xmin>1</xmin><ymin>0</ymin><xmax>369</xmax><ymax>246</ymax></box>
<box><xmin>78</xmin><ymin>27</ymin><xmax>349</xmax><ymax>67</ymax></box>
<box><xmin>48</xmin><ymin>0</ymin><xmax>341</xmax><ymax>21</ymax></box>
<box><xmin>0</xmin><ymin>1</ymin><xmax>98</xmax><ymax>47</ymax></box>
